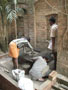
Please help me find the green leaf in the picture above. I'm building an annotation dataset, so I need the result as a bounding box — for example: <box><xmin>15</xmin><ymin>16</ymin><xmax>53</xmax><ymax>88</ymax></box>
<box><xmin>7</xmin><ymin>10</ymin><xmax>17</xmax><ymax>23</ymax></box>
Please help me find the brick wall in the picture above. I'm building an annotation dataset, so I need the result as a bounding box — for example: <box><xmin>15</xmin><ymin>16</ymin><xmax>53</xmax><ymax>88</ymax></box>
<box><xmin>57</xmin><ymin>0</ymin><xmax>68</xmax><ymax>77</ymax></box>
<box><xmin>34</xmin><ymin>0</ymin><xmax>58</xmax><ymax>50</ymax></box>
<box><xmin>0</xmin><ymin>0</ymin><xmax>35</xmax><ymax>51</ymax></box>
<box><xmin>7</xmin><ymin>0</ymin><xmax>35</xmax><ymax>47</ymax></box>
<box><xmin>34</xmin><ymin>0</ymin><xmax>68</xmax><ymax>77</ymax></box>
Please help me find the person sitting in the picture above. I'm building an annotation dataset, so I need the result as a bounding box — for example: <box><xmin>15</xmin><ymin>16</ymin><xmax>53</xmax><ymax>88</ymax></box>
<box><xmin>29</xmin><ymin>56</ymin><xmax>51</xmax><ymax>81</ymax></box>
<box><xmin>9</xmin><ymin>37</ymin><xmax>33</xmax><ymax>69</ymax></box>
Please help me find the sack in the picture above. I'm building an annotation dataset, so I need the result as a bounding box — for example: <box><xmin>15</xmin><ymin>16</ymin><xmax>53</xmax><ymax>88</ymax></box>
<box><xmin>12</xmin><ymin>69</ymin><xmax>25</xmax><ymax>81</ymax></box>
<box><xmin>18</xmin><ymin>77</ymin><xmax>34</xmax><ymax>90</ymax></box>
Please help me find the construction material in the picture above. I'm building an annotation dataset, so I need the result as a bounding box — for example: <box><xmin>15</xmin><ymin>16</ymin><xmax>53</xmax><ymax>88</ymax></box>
<box><xmin>52</xmin><ymin>74</ymin><xmax>68</xmax><ymax>90</ymax></box>
<box><xmin>49</xmin><ymin>71</ymin><xmax>57</xmax><ymax>80</ymax></box>
<box><xmin>57</xmin><ymin>74</ymin><xmax>68</xmax><ymax>86</ymax></box>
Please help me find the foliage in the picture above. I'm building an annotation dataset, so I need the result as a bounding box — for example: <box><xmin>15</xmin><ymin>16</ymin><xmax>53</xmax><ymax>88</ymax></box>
<box><xmin>0</xmin><ymin>0</ymin><xmax>24</xmax><ymax>23</ymax></box>
<box><xmin>0</xmin><ymin>0</ymin><xmax>24</xmax><ymax>51</ymax></box>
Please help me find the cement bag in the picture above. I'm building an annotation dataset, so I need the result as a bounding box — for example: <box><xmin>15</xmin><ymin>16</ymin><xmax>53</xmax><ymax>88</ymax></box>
<box><xmin>29</xmin><ymin>56</ymin><xmax>49</xmax><ymax>80</ymax></box>
<box><xmin>18</xmin><ymin>77</ymin><xmax>34</xmax><ymax>90</ymax></box>
<box><xmin>12</xmin><ymin>69</ymin><xmax>25</xmax><ymax>81</ymax></box>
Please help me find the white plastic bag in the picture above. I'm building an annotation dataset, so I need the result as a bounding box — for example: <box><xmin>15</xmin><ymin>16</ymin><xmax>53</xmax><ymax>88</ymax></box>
<box><xmin>12</xmin><ymin>69</ymin><xmax>34</xmax><ymax>90</ymax></box>
<box><xmin>48</xmin><ymin>40</ymin><xmax>52</xmax><ymax>50</ymax></box>
<box><xmin>18</xmin><ymin>77</ymin><xmax>34</xmax><ymax>90</ymax></box>
<box><xmin>12</xmin><ymin>69</ymin><xmax>25</xmax><ymax>81</ymax></box>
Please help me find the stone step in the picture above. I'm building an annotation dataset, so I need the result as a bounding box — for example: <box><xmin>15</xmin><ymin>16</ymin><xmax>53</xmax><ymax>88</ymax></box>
<box><xmin>57</xmin><ymin>74</ymin><xmax>68</xmax><ymax>86</ymax></box>
<box><xmin>52</xmin><ymin>83</ymin><xmax>65</xmax><ymax>90</ymax></box>
<box><xmin>52</xmin><ymin>82</ymin><xmax>68</xmax><ymax>90</ymax></box>
<box><xmin>51</xmin><ymin>88</ymin><xmax>55</xmax><ymax>90</ymax></box>
<box><xmin>59</xmin><ymin>84</ymin><xmax>68</xmax><ymax>90</ymax></box>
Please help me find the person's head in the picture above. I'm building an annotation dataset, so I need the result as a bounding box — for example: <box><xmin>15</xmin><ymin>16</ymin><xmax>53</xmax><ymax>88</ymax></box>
<box><xmin>49</xmin><ymin>16</ymin><xmax>56</xmax><ymax>26</ymax></box>
<box><xmin>42</xmin><ymin>55</ymin><xmax>49</xmax><ymax>61</ymax></box>
<box><xmin>42</xmin><ymin>52</ymin><xmax>54</xmax><ymax>62</ymax></box>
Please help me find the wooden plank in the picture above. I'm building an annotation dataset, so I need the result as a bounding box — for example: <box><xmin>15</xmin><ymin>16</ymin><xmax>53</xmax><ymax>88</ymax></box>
<box><xmin>0</xmin><ymin>71</ymin><xmax>20</xmax><ymax>90</ymax></box>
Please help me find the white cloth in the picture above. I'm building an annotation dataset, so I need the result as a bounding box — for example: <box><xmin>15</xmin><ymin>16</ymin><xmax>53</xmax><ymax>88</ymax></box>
<box><xmin>18</xmin><ymin>77</ymin><xmax>34</xmax><ymax>90</ymax></box>
<box><xmin>29</xmin><ymin>56</ymin><xmax>49</xmax><ymax>80</ymax></box>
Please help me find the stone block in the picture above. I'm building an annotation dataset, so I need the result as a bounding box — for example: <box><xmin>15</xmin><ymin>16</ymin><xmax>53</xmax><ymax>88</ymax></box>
<box><xmin>49</xmin><ymin>71</ymin><xmax>57</xmax><ymax>81</ymax></box>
